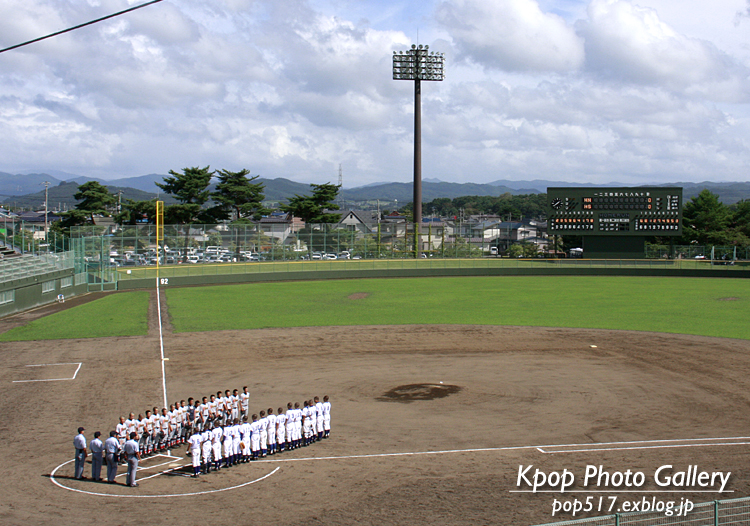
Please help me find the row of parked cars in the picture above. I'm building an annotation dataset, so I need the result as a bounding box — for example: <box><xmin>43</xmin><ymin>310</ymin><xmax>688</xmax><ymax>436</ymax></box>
<box><xmin>107</xmin><ymin>247</ymin><xmax>364</xmax><ymax>266</ymax></box>
<box><xmin>302</xmin><ymin>251</ymin><xmax>359</xmax><ymax>260</ymax></box>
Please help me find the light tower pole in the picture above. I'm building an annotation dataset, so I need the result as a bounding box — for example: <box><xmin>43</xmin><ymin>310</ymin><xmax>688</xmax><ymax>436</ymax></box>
<box><xmin>393</xmin><ymin>44</ymin><xmax>445</xmax><ymax>258</ymax></box>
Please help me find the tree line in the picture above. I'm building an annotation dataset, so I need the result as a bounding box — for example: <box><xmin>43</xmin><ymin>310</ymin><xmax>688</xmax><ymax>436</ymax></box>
<box><xmin>54</xmin><ymin>169</ymin><xmax>750</xmax><ymax>249</ymax></box>
<box><xmin>55</xmin><ymin>167</ymin><xmax>342</xmax><ymax>230</ymax></box>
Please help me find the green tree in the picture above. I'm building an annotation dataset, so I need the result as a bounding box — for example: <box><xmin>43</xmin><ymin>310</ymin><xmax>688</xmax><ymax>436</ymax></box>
<box><xmin>157</xmin><ymin>166</ymin><xmax>214</xmax><ymax>225</ymax></box>
<box><xmin>73</xmin><ymin>181</ymin><xmax>116</xmax><ymax>225</ymax></box>
<box><xmin>281</xmin><ymin>183</ymin><xmax>341</xmax><ymax>223</ymax></box>
<box><xmin>115</xmin><ymin>199</ymin><xmax>157</xmax><ymax>225</ymax></box>
<box><xmin>212</xmin><ymin>169</ymin><xmax>270</xmax><ymax>221</ymax></box>
<box><xmin>729</xmin><ymin>200</ymin><xmax>750</xmax><ymax>246</ymax></box>
<box><xmin>680</xmin><ymin>190</ymin><xmax>732</xmax><ymax>245</ymax></box>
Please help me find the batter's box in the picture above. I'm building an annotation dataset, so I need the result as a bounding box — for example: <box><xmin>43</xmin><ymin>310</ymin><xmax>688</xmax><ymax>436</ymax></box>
<box><xmin>12</xmin><ymin>363</ymin><xmax>82</xmax><ymax>383</ymax></box>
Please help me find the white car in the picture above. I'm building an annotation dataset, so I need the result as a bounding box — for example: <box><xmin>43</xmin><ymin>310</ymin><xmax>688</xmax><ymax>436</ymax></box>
<box><xmin>324</xmin><ymin>253</ymin><xmax>337</xmax><ymax>260</ymax></box>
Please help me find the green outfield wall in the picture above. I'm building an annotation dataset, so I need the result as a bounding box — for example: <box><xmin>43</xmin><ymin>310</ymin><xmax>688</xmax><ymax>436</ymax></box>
<box><xmin>116</xmin><ymin>262</ymin><xmax>750</xmax><ymax>291</ymax></box>
<box><xmin>0</xmin><ymin>268</ymin><xmax>88</xmax><ymax>318</ymax></box>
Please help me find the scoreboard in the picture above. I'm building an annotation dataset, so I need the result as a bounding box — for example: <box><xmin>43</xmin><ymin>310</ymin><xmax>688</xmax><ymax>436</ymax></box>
<box><xmin>547</xmin><ymin>187</ymin><xmax>683</xmax><ymax>236</ymax></box>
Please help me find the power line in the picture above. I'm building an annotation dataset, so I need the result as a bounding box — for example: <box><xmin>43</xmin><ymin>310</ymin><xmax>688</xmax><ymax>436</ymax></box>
<box><xmin>0</xmin><ymin>0</ymin><xmax>165</xmax><ymax>54</ymax></box>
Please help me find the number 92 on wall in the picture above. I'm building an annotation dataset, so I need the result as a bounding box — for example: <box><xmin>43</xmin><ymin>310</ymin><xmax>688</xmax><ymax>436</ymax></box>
<box><xmin>159</xmin><ymin>278</ymin><xmax>169</xmax><ymax>285</ymax></box>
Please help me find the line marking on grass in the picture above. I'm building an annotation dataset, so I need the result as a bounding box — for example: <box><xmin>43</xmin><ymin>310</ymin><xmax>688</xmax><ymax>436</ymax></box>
<box><xmin>12</xmin><ymin>362</ymin><xmax>82</xmax><ymax>383</ymax></box>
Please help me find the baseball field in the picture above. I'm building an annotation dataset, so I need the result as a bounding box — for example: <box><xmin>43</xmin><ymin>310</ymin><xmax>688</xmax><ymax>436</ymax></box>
<box><xmin>1</xmin><ymin>275</ymin><xmax>749</xmax><ymax>525</ymax></box>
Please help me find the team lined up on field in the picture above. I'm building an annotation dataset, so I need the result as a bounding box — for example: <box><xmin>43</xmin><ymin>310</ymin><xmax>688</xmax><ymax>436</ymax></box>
<box><xmin>114</xmin><ymin>387</ymin><xmax>332</xmax><ymax>471</ymax></box>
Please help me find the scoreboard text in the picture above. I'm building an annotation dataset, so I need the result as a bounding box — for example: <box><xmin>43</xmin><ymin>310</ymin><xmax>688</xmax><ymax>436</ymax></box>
<box><xmin>547</xmin><ymin>187</ymin><xmax>683</xmax><ymax>236</ymax></box>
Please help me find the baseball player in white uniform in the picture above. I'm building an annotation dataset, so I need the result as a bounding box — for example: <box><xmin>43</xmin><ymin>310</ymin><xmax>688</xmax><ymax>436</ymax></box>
<box><xmin>286</xmin><ymin>403</ymin><xmax>296</xmax><ymax>449</ymax></box>
<box><xmin>222</xmin><ymin>421</ymin><xmax>234</xmax><ymax>467</ymax></box>
<box><xmin>231</xmin><ymin>390</ymin><xmax>240</xmax><ymax>422</ymax></box>
<box><xmin>266</xmin><ymin>408</ymin><xmax>277</xmax><ymax>455</ymax></box>
<box><xmin>302</xmin><ymin>401</ymin><xmax>313</xmax><ymax>446</ymax></box>
<box><xmin>231</xmin><ymin>419</ymin><xmax>241</xmax><ymax>464</ymax></box>
<box><xmin>116</xmin><ymin>416</ymin><xmax>128</xmax><ymax>450</ymax></box>
<box><xmin>250</xmin><ymin>414</ymin><xmax>261</xmax><ymax>460</ymax></box>
<box><xmin>258</xmin><ymin>410</ymin><xmax>268</xmax><ymax>457</ymax></box>
<box><xmin>239</xmin><ymin>417</ymin><xmax>251</xmax><ymax>462</ymax></box>
<box><xmin>188</xmin><ymin>428</ymin><xmax>202</xmax><ymax>477</ymax></box>
<box><xmin>323</xmin><ymin>395</ymin><xmax>331</xmax><ymax>437</ymax></box>
<box><xmin>315</xmin><ymin>396</ymin><xmax>325</xmax><ymax>440</ymax></box>
<box><xmin>201</xmin><ymin>425</ymin><xmax>213</xmax><ymax>474</ymax></box>
<box><xmin>211</xmin><ymin>422</ymin><xmax>223</xmax><ymax>471</ymax></box>
<box><xmin>276</xmin><ymin>407</ymin><xmax>287</xmax><ymax>452</ymax></box>
<box><xmin>240</xmin><ymin>387</ymin><xmax>250</xmax><ymax>420</ymax></box>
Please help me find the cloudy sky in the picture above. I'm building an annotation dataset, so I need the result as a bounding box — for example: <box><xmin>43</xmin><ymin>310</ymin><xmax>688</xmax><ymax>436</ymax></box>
<box><xmin>1</xmin><ymin>0</ymin><xmax>749</xmax><ymax>187</ymax></box>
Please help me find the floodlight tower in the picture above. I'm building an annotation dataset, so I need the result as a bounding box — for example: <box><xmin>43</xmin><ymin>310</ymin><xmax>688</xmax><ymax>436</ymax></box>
<box><xmin>393</xmin><ymin>44</ymin><xmax>445</xmax><ymax>257</ymax></box>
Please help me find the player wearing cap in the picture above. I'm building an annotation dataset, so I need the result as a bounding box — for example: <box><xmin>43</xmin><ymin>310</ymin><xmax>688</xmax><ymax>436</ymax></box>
<box><xmin>323</xmin><ymin>395</ymin><xmax>331</xmax><ymax>438</ymax></box>
<box><xmin>276</xmin><ymin>407</ymin><xmax>287</xmax><ymax>452</ymax></box>
<box><xmin>222</xmin><ymin>419</ymin><xmax>234</xmax><ymax>466</ymax></box>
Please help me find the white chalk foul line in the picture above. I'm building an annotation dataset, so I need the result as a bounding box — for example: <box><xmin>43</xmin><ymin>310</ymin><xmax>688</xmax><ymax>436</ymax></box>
<box><xmin>13</xmin><ymin>362</ymin><xmax>82</xmax><ymax>383</ymax></box>
<box><xmin>50</xmin><ymin>459</ymin><xmax>280</xmax><ymax>498</ymax></box>
<box><xmin>251</xmin><ymin>436</ymin><xmax>750</xmax><ymax>464</ymax></box>
<box><xmin>50</xmin><ymin>436</ymin><xmax>748</xmax><ymax>497</ymax></box>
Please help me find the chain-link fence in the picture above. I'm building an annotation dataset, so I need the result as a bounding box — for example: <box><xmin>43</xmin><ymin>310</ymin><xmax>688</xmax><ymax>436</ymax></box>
<box><xmin>532</xmin><ymin>496</ymin><xmax>750</xmax><ymax>526</ymax></box>
<box><xmin>646</xmin><ymin>245</ymin><xmax>749</xmax><ymax>261</ymax></box>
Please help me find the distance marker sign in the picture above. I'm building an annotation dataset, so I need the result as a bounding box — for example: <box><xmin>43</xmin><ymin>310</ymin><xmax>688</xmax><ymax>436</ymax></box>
<box><xmin>547</xmin><ymin>187</ymin><xmax>683</xmax><ymax>237</ymax></box>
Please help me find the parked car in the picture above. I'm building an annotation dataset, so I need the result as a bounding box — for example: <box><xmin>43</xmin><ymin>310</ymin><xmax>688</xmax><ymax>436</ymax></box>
<box><xmin>324</xmin><ymin>253</ymin><xmax>337</xmax><ymax>260</ymax></box>
<box><xmin>311</xmin><ymin>252</ymin><xmax>322</xmax><ymax>260</ymax></box>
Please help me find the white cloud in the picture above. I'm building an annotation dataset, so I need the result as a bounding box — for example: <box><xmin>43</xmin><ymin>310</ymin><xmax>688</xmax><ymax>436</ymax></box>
<box><xmin>0</xmin><ymin>0</ymin><xmax>749</xmax><ymax>187</ymax></box>
<box><xmin>578</xmin><ymin>0</ymin><xmax>742</xmax><ymax>92</ymax></box>
<box><xmin>435</xmin><ymin>0</ymin><xmax>585</xmax><ymax>72</ymax></box>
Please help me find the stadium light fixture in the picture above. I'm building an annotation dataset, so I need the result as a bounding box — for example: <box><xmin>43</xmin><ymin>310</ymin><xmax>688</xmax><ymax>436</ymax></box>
<box><xmin>393</xmin><ymin>44</ymin><xmax>445</xmax><ymax>257</ymax></box>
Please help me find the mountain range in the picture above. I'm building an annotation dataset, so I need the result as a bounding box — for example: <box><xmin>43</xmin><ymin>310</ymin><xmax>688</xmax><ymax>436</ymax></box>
<box><xmin>1</xmin><ymin>170</ymin><xmax>749</xmax><ymax>210</ymax></box>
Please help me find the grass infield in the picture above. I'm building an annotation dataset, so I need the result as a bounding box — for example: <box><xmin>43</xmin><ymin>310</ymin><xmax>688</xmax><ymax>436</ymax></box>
<box><xmin>0</xmin><ymin>290</ymin><xmax>150</xmax><ymax>341</ymax></box>
<box><xmin>165</xmin><ymin>276</ymin><xmax>750</xmax><ymax>339</ymax></box>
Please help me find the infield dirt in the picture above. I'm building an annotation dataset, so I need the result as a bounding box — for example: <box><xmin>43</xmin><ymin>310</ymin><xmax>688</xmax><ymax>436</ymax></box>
<box><xmin>1</xmin><ymin>291</ymin><xmax>749</xmax><ymax>525</ymax></box>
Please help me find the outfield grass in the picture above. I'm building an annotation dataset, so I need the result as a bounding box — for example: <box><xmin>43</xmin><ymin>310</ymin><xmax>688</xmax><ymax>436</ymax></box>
<box><xmin>165</xmin><ymin>276</ymin><xmax>750</xmax><ymax>339</ymax></box>
<box><xmin>0</xmin><ymin>291</ymin><xmax>150</xmax><ymax>341</ymax></box>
